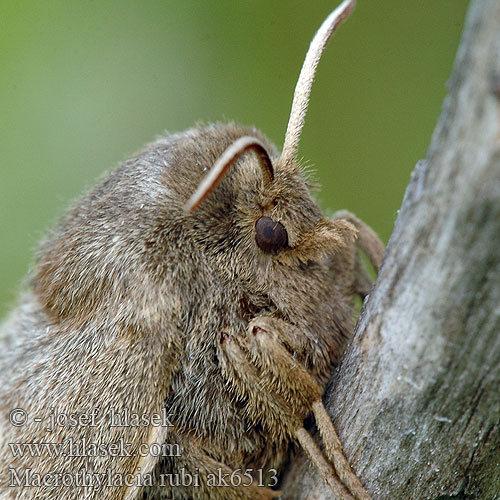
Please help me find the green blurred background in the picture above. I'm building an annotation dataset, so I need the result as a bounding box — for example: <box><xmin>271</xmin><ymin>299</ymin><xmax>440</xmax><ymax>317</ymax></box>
<box><xmin>0</xmin><ymin>1</ymin><xmax>469</xmax><ymax>319</ymax></box>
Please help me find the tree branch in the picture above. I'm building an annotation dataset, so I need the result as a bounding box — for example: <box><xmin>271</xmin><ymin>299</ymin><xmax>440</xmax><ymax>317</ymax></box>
<box><xmin>281</xmin><ymin>0</ymin><xmax>500</xmax><ymax>497</ymax></box>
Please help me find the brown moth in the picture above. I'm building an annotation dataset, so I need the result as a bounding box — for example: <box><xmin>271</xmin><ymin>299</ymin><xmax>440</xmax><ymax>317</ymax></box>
<box><xmin>0</xmin><ymin>1</ymin><xmax>383</xmax><ymax>499</ymax></box>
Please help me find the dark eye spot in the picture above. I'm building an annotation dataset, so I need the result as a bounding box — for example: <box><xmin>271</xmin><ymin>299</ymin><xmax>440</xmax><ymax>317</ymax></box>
<box><xmin>255</xmin><ymin>216</ymin><xmax>288</xmax><ymax>254</ymax></box>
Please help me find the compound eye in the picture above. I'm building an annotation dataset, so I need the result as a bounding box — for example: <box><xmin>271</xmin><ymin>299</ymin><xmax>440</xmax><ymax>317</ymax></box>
<box><xmin>255</xmin><ymin>216</ymin><xmax>288</xmax><ymax>254</ymax></box>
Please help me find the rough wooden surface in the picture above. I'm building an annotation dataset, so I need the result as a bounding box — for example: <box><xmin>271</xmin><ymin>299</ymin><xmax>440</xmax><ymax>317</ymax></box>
<box><xmin>281</xmin><ymin>0</ymin><xmax>500</xmax><ymax>498</ymax></box>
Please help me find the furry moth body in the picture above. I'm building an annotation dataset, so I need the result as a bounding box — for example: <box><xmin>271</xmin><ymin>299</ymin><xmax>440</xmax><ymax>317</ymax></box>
<box><xmin>0</xmin><ymin>1</ymin><xmax>383</xmax><ymax>499</ymax></box>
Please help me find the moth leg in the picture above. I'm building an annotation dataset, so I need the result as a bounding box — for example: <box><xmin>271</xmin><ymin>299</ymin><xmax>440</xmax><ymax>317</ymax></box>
<box><xmin>331</xmin><ymin>210</ymin><xmax>384</xmax><ymax>301</ymax></box>
<box><xmin>312</xmin><ymin>401</ymin><xmax>371</xmax><ymax>500</ymax></box>
<box><xmin>245</xmin><ymin>316</ymin><xmax>372</xmax><ymax>500</ymax></box>
<box><xmin>295</xmin><ymin>427</ymin><xmax>355</xmax><ymax>500</ymax></box>
<box><xmin>332</xmin><ymin>210</ymin><xmax>384</xmax><ymax>272</ymax></box>
<box><xmin>352</xmin><ymin>255</ymin><xmax>375</xmax><ymax>298</ymax></box>
<box><xmin>219</xmin><ymin>331</ymin><xmax>351</xmax><ymax>500</ymax></box>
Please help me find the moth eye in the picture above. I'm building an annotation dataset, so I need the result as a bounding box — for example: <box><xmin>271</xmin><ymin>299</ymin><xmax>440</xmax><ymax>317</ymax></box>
<box><xmin>255</xmin><ymin>216</ymin><xmax>288</xmax><ymax>254</ymax></box>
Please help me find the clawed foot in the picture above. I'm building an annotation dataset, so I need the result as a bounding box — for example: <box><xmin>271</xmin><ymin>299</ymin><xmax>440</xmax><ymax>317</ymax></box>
<box><xmin>219</xmin><ymin>316</ymin><xmax>372</xmax><ymax>500</ymax></box>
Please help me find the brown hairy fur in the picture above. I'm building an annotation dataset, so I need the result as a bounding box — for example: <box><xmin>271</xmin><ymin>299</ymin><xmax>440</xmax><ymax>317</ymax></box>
<box><xmin>0</xmin><ymin>2</ymin><xmax>384</xmax><ymax>498</ymax></box>
<box><xmin>0</xmin><ymin>123</ymin><xmax>380</xmax><ymax>500</ymax></box>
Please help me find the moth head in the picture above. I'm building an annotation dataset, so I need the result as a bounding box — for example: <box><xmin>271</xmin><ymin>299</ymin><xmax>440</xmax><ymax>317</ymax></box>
<box><xmin>31</xmin><ymin>1</ymin><xmax>357</xmax><ymax>327</ymax></box>
<box><xmin>184</xmin><ymin>0</ymin><xmax>357</xmax><ymax>267</ymax></box>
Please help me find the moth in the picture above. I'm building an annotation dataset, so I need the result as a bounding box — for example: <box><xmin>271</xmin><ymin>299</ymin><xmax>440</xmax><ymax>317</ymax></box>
<box><xmin>0</xmin><ymin>0</ymin><xmax>383</xmax><ymax>499</ymax></box>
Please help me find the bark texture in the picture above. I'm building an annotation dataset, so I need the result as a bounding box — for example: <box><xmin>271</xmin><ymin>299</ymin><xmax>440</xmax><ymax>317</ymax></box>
<box><xmin>281</xmin><ymin>0</ymin><xmax>500</xmax><ymax>498</ymax></box>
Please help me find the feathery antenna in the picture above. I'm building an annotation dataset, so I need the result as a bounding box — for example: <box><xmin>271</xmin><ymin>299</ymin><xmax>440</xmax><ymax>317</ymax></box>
<box><xmin>279</xmin><ymin>0</ymin><xmax>355</xmax><ymax>170</ymax></box>
<box><xmin>184</xmin><ymin>136</ymin><xmax>274</xmax><ymax>213</ymax></box>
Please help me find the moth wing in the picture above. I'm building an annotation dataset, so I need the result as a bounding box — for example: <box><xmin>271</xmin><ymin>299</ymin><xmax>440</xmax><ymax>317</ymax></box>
<box><xmin>0</xmin><ymin>300</ymin><xmax>180</xmax><ymax>500</ymax></box>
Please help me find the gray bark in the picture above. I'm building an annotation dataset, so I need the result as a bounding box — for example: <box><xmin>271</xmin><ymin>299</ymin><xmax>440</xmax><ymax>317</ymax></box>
<box><xmin>281</xmin><ymin>0</ymin><xmax>500</xmax><ymax>498</ymax></box>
